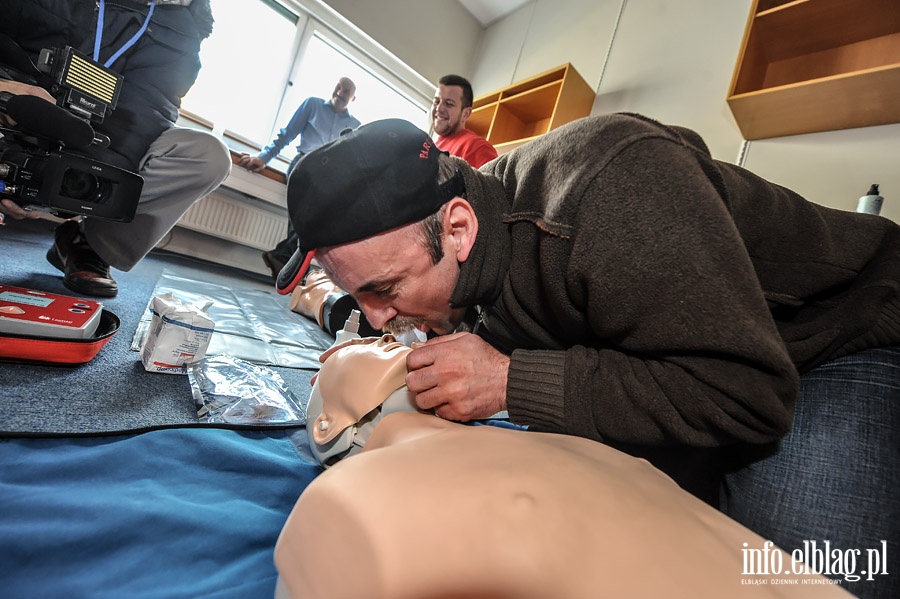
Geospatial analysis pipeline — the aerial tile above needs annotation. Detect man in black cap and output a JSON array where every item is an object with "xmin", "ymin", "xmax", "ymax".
[{"xmin": 283, "ymin": 116, "xmax": 899, "ymax": 598}]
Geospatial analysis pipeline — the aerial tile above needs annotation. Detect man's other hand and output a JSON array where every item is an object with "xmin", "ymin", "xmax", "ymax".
[{"xmin": 406, "ymin": 332, "xmax": 509, "ymax": 421}]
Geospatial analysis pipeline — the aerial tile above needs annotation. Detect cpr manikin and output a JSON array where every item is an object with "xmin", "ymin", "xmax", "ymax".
[
  {"xmin": 305, "ymin": 332, "xmax": 423, "ymax": 467},
  {"xmin": 277, "ymin": 336, "xmax": 851, "ymax": 599}
]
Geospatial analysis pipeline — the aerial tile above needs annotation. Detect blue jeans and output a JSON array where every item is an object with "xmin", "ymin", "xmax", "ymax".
[{"xmin": 721, "ymin": 346, "xmax": 900, "ymax": 599}]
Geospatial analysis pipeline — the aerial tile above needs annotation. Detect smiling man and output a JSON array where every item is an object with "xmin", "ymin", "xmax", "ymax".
[
  {"xmin": 281, "ymin": 116, "xmax": 900, "ymax": 599},
  {"xmin": 431, "ymin": 75, "xmax": 497, "ymax": 168}
]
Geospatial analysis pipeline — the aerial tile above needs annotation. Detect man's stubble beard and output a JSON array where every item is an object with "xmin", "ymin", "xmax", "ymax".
[{"xmin": 383, "ymin": 315, "xmax": 427, "ymax": 335}]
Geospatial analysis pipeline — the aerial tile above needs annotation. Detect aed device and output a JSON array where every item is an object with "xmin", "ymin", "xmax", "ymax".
[{"xmin": 0, "ymin": 284, "xmax": 103, "ymax": 340}]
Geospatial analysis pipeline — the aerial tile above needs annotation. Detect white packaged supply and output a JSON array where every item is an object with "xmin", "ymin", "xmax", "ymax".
[{"xmin": 140, "ymin": 293, "xmax": 215, "ymax": 374}]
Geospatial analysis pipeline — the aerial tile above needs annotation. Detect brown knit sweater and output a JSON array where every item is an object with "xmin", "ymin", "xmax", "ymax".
[{"xmin": 452, "ymin": 113, "xmax": 900, "ymax": 450}]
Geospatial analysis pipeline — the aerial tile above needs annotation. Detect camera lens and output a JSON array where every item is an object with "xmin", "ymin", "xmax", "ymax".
[{"xmin": 60, "ymin": 168, "xmax": 111, "ymax": 203}]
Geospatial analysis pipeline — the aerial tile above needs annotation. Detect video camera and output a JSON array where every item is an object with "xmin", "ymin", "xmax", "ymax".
[{"xmin": 0, "ymin": 43, "xmax": 142, "ymax": 222}]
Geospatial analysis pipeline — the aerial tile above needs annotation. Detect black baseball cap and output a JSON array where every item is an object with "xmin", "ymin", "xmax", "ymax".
[{"xmin": 275, "ymin": 118, "xmax": 465, "ymax": 294}]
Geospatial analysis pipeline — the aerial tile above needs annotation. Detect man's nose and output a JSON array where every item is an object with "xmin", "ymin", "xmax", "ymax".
[{"xmin": 357, "ymin": 300, "xmax": 396, "ymax": 331}]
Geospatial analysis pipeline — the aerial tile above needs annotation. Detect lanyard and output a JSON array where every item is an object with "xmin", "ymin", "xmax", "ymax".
[{"xmin": 94, "ymin": 0, "xmax": 157, "ymax": 68}]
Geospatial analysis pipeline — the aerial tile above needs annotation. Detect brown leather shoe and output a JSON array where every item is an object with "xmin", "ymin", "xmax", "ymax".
[{"xmin": 46, "ymin": 220, "xmax": 119, "ymax": 298}]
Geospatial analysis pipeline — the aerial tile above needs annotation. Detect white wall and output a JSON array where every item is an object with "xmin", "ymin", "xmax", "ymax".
[
  {"xmin": 320, "ymin": 0, "xmax": 484, "ymax": 86},
  {"xmin": 588, "ymin": 0, "xmax": 751, "ymax": 162},
  {"xmin": 470, "ymin": 0, "xmax": 622, "ymax": 95},
  {"xmin": 320, "ymin": 0, "xmax": 900, "ymax": 223},
  {"xmin": 469, "ymin": 0, "xmax": 900, "ymax": 222}
]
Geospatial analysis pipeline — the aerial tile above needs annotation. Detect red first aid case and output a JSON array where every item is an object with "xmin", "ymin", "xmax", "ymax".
[{"xmin": 0, "ymin": 285, "xmax": 119, "ymax": 365}]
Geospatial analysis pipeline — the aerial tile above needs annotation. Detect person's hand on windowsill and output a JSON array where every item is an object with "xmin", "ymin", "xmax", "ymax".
[{"xmin": 235, "ymin": 153, "xmax": 266, "ymax": 173}]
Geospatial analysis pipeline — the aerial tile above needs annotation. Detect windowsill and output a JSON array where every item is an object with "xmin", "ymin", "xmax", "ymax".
[{"xmin": 176, "ymin": 109, "xmax": 289, "ymax": 184}]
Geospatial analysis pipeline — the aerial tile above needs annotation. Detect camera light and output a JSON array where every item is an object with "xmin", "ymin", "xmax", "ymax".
[{"xmin": 60, "ymin": 49, "xmax": 122, "ymax": 108}]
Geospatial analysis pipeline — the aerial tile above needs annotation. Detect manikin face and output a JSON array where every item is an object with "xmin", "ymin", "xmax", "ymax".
[
  {"xmin": 330, "ymin": 78, "xmax": 356, "ymax": 113},
  {"xmin": 431, "ymin": 84, "xmax": 471, "ymax": 137},
  {"xmin": 317, "ymin": 218, "xmax": 468, "ymax": 337}
]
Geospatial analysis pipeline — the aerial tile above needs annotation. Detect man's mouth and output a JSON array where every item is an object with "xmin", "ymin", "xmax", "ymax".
[{"xmin": 384, "ymin": 315, "xmax": 427, "ymax": 335}]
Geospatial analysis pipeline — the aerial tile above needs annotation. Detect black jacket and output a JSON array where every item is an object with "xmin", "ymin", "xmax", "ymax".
[{"xmin": 0, "ymin": 0, "xmax": 213, "ymax": 170}]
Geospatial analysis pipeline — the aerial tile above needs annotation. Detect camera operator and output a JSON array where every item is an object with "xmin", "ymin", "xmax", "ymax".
[{"xmin": 0, "ymin": 0, "xmax": 231, "ymax": 298}]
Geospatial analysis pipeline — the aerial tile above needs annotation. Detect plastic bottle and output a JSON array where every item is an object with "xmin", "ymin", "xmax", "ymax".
[
  {"xmin": 856, "ymin": 184, "xmax": 883, "ymax": 216},
  {"xmin": 332, "ymin": 309, "xmax": 362, "ymax": 347}
]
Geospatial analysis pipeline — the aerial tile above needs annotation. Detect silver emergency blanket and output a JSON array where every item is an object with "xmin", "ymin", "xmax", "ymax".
[{"xmin": 131, "ymin": 270, "xmax": 333, "ymax": 369}]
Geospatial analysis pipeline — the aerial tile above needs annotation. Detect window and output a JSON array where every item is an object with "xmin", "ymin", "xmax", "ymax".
[
  {"xmin": 271, "ymin": 31, "xmax": 430, "ymax": 163},
  {"xmin": 180, "ymin": 0, "xmax": 432, "ymax": 165},
  {"xmin": 180, "ymin": 0, "xmax": 299, "ymax": 145}
]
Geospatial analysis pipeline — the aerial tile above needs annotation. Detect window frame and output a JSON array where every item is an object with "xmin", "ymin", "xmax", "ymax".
[{"xmin": 182, "ymin": 0, "xmax": 435, "ymax": 164}]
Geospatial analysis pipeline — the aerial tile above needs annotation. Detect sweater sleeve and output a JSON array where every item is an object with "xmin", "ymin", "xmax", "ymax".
[{"xmin": 506, "ymin": 135, "xmax": 799, "ymax": 448}]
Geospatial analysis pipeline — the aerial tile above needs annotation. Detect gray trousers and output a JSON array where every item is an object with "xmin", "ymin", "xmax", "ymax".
[{"xmin": 83, "ymin": 127, "xmax": 232, "ymax": 271}]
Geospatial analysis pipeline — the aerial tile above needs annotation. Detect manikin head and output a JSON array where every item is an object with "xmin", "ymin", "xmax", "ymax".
[
  {"xmin": 306, "ymin": 334, "xmax": 424, "ymax": 467},
  {"xmin": 431, "ymin": 74, "xmax": 475, "ymax": 137},
  {"xmin": 280, "ymin": 119, "xmax": 479, "ymax": 336},
  {"xmin": 329, "ymin": 77, "xmax": 356, "ymax": 113}
]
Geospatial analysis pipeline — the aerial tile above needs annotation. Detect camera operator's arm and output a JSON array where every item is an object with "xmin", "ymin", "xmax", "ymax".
[
  {"xmin": 0, "ymin": 80, "xmax": 55, "ymax": 127},
  {"xmin": 0, "ymin": 199, "xmax": 40, "ymax": 220},
  {"xmin": 0, "ymin": 81, "xmax": 55, "ymax": 220}
]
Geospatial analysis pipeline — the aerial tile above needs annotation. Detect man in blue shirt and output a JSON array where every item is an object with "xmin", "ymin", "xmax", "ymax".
[{"xmin": 237, "ymin": 77, "xmax": 359, "ymax": 278}]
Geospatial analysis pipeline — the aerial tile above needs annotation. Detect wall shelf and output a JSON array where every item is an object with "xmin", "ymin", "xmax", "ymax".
[
  {"xmin": 727, "ymin": 0, "xmax": 900, "ymax": 140},
  {"xmin": 468, "ymin": 63, "xmax": 596, "ymax": 154}
]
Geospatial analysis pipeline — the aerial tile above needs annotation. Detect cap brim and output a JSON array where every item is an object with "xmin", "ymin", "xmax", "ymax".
[{"xmin": 275, "ymin": 248, "xmax": 316, "ymax": 295}]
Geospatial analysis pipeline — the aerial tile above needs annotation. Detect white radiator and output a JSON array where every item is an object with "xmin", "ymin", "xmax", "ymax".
[{"xmin": 176, "ymin": 189, "xmax": 288, "ymax": 251}]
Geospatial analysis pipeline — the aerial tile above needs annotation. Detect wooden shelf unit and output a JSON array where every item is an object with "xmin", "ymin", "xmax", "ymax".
[
  {"xmin": 468, "ymin": 63, "xmax": 596, "ymax": 154},
  {"xmin": 727, "ymin": 0, "xmax": 900, "ymax": 140}
]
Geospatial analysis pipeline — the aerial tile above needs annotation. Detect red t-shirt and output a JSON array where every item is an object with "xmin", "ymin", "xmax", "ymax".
[{"xmin": 435, "ymin": 128, "xmax": 498, "ymax": 168}]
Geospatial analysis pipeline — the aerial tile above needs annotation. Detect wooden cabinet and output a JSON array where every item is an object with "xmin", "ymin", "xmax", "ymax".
[
  {"xmin": 727, "ymin": 0, "xmax": 900, "ymax": 140},
  {"xmin": 467, "ymin": 63, "xmax": 596, "ymax": 155}
]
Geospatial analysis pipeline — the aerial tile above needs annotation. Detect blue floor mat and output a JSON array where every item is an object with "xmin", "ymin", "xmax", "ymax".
[{"xmin": 0, "ymin": 427, "xmax": 322, "ymax": 599}]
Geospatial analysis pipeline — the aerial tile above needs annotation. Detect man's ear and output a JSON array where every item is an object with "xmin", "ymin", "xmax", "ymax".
[
  {"xmin": 444, "ymin": 198, "xmax": 477, "ymax": 263},
  {"xmin": 461, "ymin": 106, "xmax": 473, "ymax": 123}
]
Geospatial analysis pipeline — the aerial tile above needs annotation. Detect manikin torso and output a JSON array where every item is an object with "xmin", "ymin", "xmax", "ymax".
[{"xmin": 278, "ymin": 336, "xmax": 851, "ymax": 599}]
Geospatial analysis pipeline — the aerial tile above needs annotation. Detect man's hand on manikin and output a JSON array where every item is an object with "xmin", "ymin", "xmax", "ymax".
[{"xmin": 405, "ymin": 331, "xmax": 509, "ymax": 421}]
